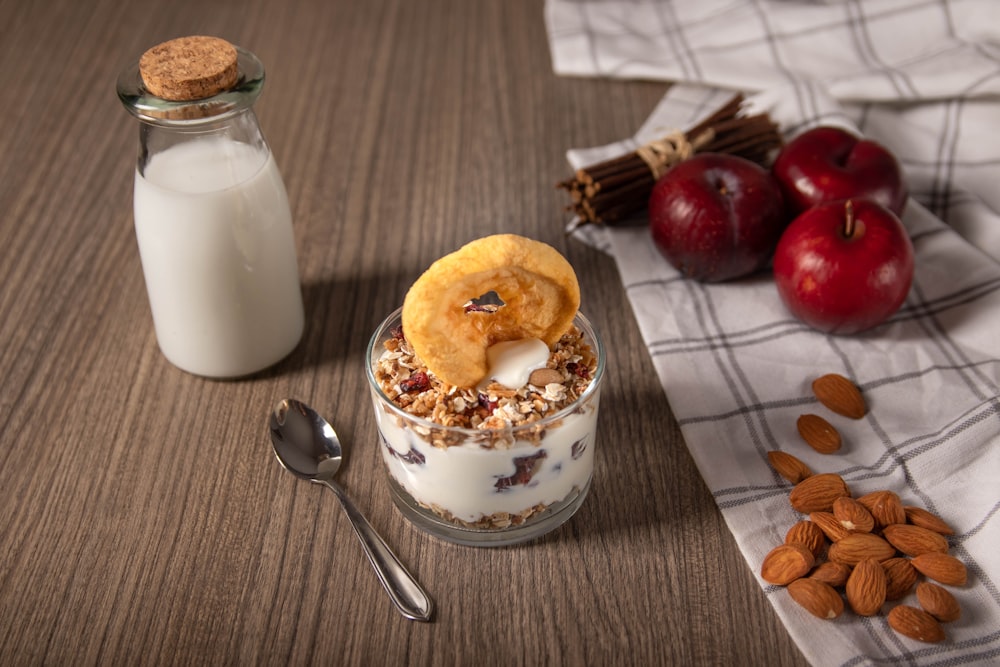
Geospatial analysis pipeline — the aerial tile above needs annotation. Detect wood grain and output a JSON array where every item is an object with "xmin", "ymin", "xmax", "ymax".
[{"xmin": 0, "ymin": 0, "xmax": 807, "ymax": 664}]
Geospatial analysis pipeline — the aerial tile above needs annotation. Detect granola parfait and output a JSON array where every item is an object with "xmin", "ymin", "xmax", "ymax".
[{"xmin": 365, "ymin": 234, "xmax": 606, "ymax": 546}]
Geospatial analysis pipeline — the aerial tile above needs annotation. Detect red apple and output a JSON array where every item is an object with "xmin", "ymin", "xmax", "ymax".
[
  {"xmin": 773, "ymin": 199, "xmax": 914, "ymax": 334},
  {"xmin": 649, "ymin": 153, "xmax": 787, "ymax": 282},
  {"xmin": 772, "ymin": 126, "xmax": 907, "ymax": 216}
]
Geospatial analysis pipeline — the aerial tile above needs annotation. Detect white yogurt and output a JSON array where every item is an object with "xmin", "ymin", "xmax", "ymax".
[
  {"xmin": 133, "ymin": 137, "xmax": 304, "ymax": 377},
  {"xmin": 478, "ymin": 337, "xmax": 550, "ymax": 390},
  {"xmin": 375, "ymin": 397, "xmax": 600, "ymax": 525}
]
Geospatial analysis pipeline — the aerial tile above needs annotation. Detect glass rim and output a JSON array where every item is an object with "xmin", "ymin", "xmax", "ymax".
[{"xmin": 364, "ymin": 307, "xmax": 606, "ymax": 437}]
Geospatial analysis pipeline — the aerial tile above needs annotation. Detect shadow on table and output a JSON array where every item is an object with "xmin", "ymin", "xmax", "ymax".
[{"xmin": 259, "ymin": 269, "xmax": 413, "ymax": 378}]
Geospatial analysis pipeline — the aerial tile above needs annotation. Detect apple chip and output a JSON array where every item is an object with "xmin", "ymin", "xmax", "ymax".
[{"xmin": 401, "ymin": 234, "xmax": 580, "ymax": 388}]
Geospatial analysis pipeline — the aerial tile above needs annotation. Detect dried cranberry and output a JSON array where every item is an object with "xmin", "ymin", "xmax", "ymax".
[
  {"xmin": 390, "ymin": 325, "xmax": 406, "ymax": 341},
  {"xmin": 495, "ymin": 450, "xmax": 547, "ymax": 491},
  {"xmin": 391, "ymin": 445, "xmax": 426, "ymax": 465},
  {"xmin": 477, "ymin": 393, "xmax": 499, "ymax": 413},
  {"xmin": 566, "ymin": 362, "xmax": 590, "ymax": 379},
  {"xmin": 400, "ymin": 371, "xmax": 429, "ymax": 393}
]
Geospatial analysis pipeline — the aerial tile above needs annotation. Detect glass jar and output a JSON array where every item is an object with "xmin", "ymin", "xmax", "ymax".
[
  {"xmin": 116, "ymin": 40, "xmax": 304, "ymax": 378},
  {"xmin": 365, "ymin": 308, "xmax": 607, "ymax": 547}
]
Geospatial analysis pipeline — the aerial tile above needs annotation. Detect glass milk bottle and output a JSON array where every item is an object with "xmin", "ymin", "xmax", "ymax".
[{"xmin": 116, "ymin": 36, "xmax": 304, "ymax": 378}]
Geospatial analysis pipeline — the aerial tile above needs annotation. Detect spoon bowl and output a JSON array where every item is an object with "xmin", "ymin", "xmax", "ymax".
[
  {"xmin": 270, "ymin": 398, "xmax": 433, "ymax": 622},
  {"xmin": 270, "ymin": 399, "xmax": 341, "ymax": 480}
]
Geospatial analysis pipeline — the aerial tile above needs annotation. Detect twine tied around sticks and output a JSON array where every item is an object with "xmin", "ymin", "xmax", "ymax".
[
  {"xmin": 635, "ymin": 128, "xmax": 717, "ymax": 180},
  {"xmin": 558, "ymin": 94, "xmax": 782, "ymax": 227}
]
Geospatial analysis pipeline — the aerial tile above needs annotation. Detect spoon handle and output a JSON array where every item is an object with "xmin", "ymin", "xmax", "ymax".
[{"xmin": 323, "ymin": 480, "xmax": 434, "ymax": 622}]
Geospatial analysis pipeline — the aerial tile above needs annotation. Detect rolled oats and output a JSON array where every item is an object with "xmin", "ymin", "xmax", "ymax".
[{"xmin": 373, "ymin": 325, "xmax": 597, "ymax": 450}]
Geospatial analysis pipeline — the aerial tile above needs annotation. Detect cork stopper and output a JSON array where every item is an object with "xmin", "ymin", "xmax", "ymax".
[{"xmin": 139, "ymin": 36, "xmax": 239, "ymax": 101}]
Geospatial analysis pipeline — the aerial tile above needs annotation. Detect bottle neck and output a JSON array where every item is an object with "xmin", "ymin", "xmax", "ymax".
[{"xmin": 137, "ymin": 108, "xmax": 269, "ymax": 179}]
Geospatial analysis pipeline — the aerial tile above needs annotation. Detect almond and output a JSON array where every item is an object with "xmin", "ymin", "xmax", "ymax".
[
  {"xmin": 916, "ymin": 582, "xmax": 961, "ymax": 623},
  {"xmin": 856, "ymin": 490, "xmax": 907, "ymax": 528},
  {"xmin": 882, "ymin": 524, "xmax": 949, "ymax": 557},
  {"xmin": 888, "ymin": 605, "xmax": 945, "ymax": 643},
  {"xmin": 789, "ymin": 473, "xmax": 850, "ymax": 513},
  {"xmin": 761, "ymin": 544, "xmax": 815, "ymax": 585},
  {"xmin": 846, "ymin": 558, "xmax": 887, "ymax": 616},
  {"xmin": 809, "ymin": 511, "xmax": 850, "ymax": 542},
  {"xmin": 882, "ymin": 557, "xmax": 918, "ymax": 601},
  {"xmin": 827, "ymin": 532, "xmax": 896, "ymax": 566},
  {"xmin": 809, "ymin": 561, "xmax": 851, "ymax": 588},
  {"xmin": 812, "ymin": 373, "xmax": 866, "ymax": 419},
  {"xmin": 528, "ymin": 367, "xmax": 563, "ymax": 386},
  {"xmin": 832, "ymin": 496, "xmax": 874, "ymax": 533},
  {"xmin": 788, "ymin": 578, "xmax": 844, "ymax": 619},
  {"xmin": 904, "ymin": 506, "xmax": 954, "ymax": 535},
  {"xmin": 767, "ymin": 450, "xmax": 813, "ymax": 484},
  {"xmin": 796, "ymin": 414, "xmax": 842, "ymax": 454},
  {"xmin": 911, "ymin": 552, "xmax": 967, "ymax": 586},
  {"xmin": 785, "ymin": 520, "xmax": 826, "ymax": 558}
]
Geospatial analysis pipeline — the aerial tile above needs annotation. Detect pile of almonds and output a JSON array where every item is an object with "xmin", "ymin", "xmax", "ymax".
[{"xmin": 762, "ymin": 374, "xmax": 966, "ymax": 643}]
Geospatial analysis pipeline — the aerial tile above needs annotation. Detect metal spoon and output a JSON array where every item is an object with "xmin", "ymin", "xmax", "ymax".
[{"xmin": 269, "ymin": 398, "xmax": 433, "ymax": 622}]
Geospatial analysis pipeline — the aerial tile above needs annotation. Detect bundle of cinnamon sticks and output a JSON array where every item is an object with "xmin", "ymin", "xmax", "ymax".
[{"xmin": 558, "ymin": 94, "xmax": 782, "ymax": 229}]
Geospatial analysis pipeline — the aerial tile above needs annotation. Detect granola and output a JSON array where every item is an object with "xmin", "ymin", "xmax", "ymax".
[
  {"xmin": 429, "ymin": 501, "xmax": 550, "ymax": 530},
  {"xmin": 373, "ymin": 325, "xmax": 597, "ymax": 449}
]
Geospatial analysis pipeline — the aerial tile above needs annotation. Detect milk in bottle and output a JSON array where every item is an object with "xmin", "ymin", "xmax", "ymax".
[{"xmin": 118, "ymin": 36, "xmax": 304, "ymax": 377}]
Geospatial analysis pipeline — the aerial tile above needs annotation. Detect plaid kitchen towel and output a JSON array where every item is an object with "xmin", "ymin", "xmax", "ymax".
[
  {"xmin": 545, "ymin": 0, "xmax": 1000, "ymax": 102},
  {"xmin": 548, "ymin": 1, "xmax": 1000, "ymax": 665}
]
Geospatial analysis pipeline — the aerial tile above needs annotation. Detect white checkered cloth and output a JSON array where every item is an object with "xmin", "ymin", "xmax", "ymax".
[{"xmin": 547, "ymin": 2, "xmax": 1000, "ymax": 665}]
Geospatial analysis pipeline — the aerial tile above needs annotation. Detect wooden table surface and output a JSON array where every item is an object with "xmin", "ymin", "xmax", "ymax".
[{"xmin": 0, "ymin": 0, "xmax": 808, "ymax": 664}]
